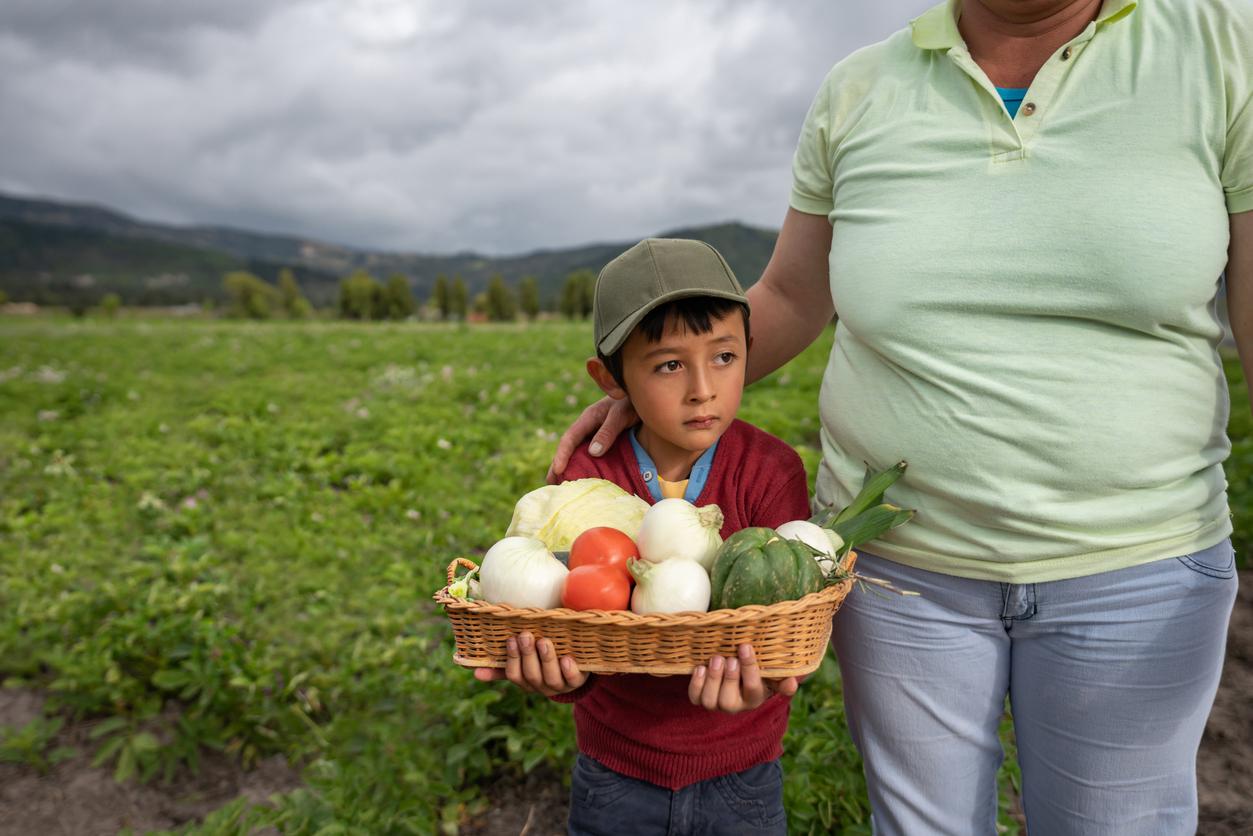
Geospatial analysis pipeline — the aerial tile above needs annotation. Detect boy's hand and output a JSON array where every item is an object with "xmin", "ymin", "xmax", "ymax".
[
  {"xmin": 688, "ymin": 644, "xmax": 800, "ymax": 714},
  {"xmin": 472, "ymin": 631, "xmax": 589, "ymax": 696},
  {"xmin": 547, "ymin": 396, "xmax": 638, "ymax": 484}
]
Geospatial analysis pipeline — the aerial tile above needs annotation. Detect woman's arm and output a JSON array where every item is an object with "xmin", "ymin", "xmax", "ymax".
[
  {"xmin": 547, "ymin": 209, "xmax": 834, "ymax": 481},
  {"xmin": 1229, "ymin": 211, "xmax": 1253, "ymax": 411},
  {"xmin": 745, "ymin": 208, "xmax": 836, "ymax": 384}
]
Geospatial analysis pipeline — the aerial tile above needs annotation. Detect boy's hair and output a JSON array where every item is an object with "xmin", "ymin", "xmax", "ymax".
[{"xmin": 597, "ymin": 295, "xmax": 751, "ymax": 390}]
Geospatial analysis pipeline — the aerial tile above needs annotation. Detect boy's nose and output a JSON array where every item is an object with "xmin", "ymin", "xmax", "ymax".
[{"xmin": 687, "ymin": 370, "xmax": 715, "ymax": 402}]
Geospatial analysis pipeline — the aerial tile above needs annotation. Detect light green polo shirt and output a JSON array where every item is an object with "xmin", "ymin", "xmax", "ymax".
[{"xmin": 791, "ymin": 0, "xmax": 1253, "ymax": 582}]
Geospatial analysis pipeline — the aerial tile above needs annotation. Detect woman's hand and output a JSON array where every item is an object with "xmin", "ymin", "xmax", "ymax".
[
  {"xmin": 546, "ymin": 395, "xmax": 638, "ymax": 484},
  {"xmin": 688, "ymin": 644, "xmax": 800, "ymax": 714},
  {"xmin": 472, "ymin": 631, "xmax": 588, "ymax": 696}
]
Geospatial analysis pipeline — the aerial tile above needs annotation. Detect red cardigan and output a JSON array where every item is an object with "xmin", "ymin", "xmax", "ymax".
[{"xmin": 556, "ymin": 418, "xmax": 811, "ymax": 789}]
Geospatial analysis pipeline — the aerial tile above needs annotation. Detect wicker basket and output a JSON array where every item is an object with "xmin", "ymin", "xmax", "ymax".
[{"xmin": 433, "ymin": 551, "xmax": 857, "ymax": 677}]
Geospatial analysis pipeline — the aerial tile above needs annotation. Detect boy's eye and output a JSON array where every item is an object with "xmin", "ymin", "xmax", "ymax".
[
  {"xmin": 714, "ymin": 352, "xmax": 737, "ymax": 366},
  {"xmin": 655, "ymin": 360, "xmax": 682, "ymax": 373}
]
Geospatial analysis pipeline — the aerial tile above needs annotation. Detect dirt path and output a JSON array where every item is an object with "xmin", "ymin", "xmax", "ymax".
[
  {"xmin": 1197, "ymin": 570, "xmax": 1253, "ymax": 835},
  {"xmin": 0, "ymin": 691, "xmax": 300, "ymax": 836},
  {"xmin": 2, "ymin": 571, "xmax": 1248, "ymax": 835}
]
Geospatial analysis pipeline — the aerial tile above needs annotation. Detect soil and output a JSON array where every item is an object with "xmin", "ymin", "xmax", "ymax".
[
  {"xmin": 2, "ymin": 571, "xmax": 1248, "ymax": 835},
  {"xmin": 0, "ymin": 692, "xmax": 301, "ymax": 836},
  {"xmin": 1197, "ymin": 570, "xmax": 1253, "ymax": 836},
  {"xmin": 459, "ymin": 767, "xmax": 570, "ymax": 836}
]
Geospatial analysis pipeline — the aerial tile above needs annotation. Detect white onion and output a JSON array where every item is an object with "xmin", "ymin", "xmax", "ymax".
[
  {"xmin": 775, "ymin": 519, "xmax": 844, "ymax": 575},
  {"xmin": 628, "ymin": 558, "xmax": 710, "ymax": 614},
  {"xmin": 478, "ymin": 536, "xmax": 568, "ymax": 608},
  {"xmin": 636, "ymin": 498, "xmax": 723, "ymax": 571}
]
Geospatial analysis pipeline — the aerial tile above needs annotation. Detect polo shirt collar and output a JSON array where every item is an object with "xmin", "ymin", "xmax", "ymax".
[
  {"xmin": 910, "ymin": 0, "xmax": 1138, "ymax": 51},
  {"xmin": 910, "ymin": 0, "xmax": 962, "ymax": 50},
  {"xmin": 628, "ymin": 426, "xmax": 718, "ymax": 504}
]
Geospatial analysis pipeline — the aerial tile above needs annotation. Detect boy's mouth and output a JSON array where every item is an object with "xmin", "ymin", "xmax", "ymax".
[{"xmin": 685, "ymin": 416, "xmax": 717, "ymax": 429}]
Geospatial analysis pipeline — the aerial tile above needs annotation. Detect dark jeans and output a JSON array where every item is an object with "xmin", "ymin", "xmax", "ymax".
[{"xmin": 567, "ymin": 754, "xmax": 787, "ymax": 836}]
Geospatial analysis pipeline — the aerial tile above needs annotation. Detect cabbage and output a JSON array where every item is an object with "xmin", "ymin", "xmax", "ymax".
[{"xmin": 505, "ymin": 478, "xmax": 650, "ymax": 551}]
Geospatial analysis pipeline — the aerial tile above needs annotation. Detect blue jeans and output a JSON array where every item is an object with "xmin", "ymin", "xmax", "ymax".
[
  {"xmin": 567, "ymin": 754, "xmax": 787, "ymax": 835},
  {"xmin": 832, "ymin": 540, "xmax": 1239, "ymax": 835}
]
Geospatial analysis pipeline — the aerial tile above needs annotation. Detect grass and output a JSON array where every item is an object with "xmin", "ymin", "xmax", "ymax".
[{"xmin": 1, "ymin": 317, "xmax": 1247, "ymax": 834}]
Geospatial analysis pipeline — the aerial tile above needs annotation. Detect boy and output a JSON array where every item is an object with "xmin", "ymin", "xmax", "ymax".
[{"xmin": 476, "ymin": 238, "xmax": 812, "ymax": 835}]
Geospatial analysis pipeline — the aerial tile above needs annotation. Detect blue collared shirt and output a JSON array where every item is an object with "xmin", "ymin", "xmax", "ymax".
[{"xmin": 628, "ymin": 427, "xmax": 719, "ymax": 504}]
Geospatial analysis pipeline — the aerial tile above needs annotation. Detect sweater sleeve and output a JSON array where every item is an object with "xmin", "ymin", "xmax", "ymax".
[
  {"xmin": 549, "ymin": 675, "xmax": 598, "ymax": 704},
  {"xmin": 753, "ymin": 469, "xmax": 812, "ymax": 529},
  {"xmin": 562, "ymin": 439, "xmax": 629, "ymax": 485},
  {"xmin": 562, "ymin": 446, "xmax": 599, "ymax": 481}
]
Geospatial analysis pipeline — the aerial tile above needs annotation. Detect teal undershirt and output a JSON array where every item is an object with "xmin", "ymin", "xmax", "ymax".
[{"xmin": 995, "ymin": 86, "xmax": 1030, "ymax": 118}]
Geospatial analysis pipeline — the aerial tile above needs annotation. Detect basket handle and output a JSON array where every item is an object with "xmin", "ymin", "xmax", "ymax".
[{"xmin": 446, "ymin": 557, "xmax": 480, "ymax": 585}]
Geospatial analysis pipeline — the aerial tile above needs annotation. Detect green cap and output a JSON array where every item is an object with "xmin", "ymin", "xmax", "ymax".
[{"xmin": 593, "ymin": 238, "xmax": 748, "ymax": 356}]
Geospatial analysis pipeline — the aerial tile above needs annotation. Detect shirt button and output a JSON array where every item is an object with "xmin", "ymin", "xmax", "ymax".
[
  {"xmin": 1022, "ymin": 102, "xmax": 1037, "ymax": 116},
  {"xmin": 643, "ymin": 471, "xmax": 654, "ymax": 481},
  {"xmin": 1062, "ymin": 47, "xmax": 1073, "ymax": 60}
]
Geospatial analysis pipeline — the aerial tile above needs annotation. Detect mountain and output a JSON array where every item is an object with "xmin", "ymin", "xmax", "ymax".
[{"xmin": 0, "ymin": 193, "xmax": 778, "ymax": 309}]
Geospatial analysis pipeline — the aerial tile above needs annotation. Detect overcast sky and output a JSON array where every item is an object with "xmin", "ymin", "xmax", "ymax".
[{"xmin": 0, "ymin": 1, "xmax": 933, "ymax": 256}]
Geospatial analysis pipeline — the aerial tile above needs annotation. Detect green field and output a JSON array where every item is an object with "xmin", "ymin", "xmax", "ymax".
[{"xmin": 1, "ymin": 318, "xmax": 1249, "ymax": 834}]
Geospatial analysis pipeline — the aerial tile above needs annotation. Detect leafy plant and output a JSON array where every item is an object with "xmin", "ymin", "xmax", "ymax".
[
  {"xmin": 0, "ymin": 319, "xmax": 1245, "ymax": 834},
  {"xmin": 90, "ymin": 717, "xmax": 162, "ymax": 783},
  {"xmin": 0, "ymin": 715, "xmax": 76, "ymax": 774}
]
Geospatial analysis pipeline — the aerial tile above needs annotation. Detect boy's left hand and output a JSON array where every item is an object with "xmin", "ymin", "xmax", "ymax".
[
  {"xmin": 688, "ymin": 644, "xmax": 800, "ymax": 713},
  {"xmin": 472, "ymin": 632, "xmax": 589, "ymax": 696}
]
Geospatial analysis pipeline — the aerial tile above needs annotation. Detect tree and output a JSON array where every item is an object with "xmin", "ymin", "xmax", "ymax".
[
  {"xmin": 431, "ymin": 274, "xmax": 451, "ymax": 320},
  {"xmin": 561, "ymin": 270, "xmax": 596, "ymax": 320},
  {"xmin": 559, "ymin": 275, "xmax": 578, "ymax": 319},
  {"xmin": 278, "ymin": 268, "xmax": 312, "ymax": 318},
  {"xmin": 485, "ymin": 274, "xmax": 517, "ymax": 322},
  {"xmin": 338, "ymin": 270, "xmax": 386, "ymax": 320},
  {"xmin": 224, "ymin": 271, "xmax": 281, "ymax": 319},
  {"xmin": 0, "ymin": 290, "xmax": 8, "ymax": 306},
  {"xmin": 98, "ymin": 292, "xmax": 121, "ymax": 319},
  {"xmin": 370, "ymin": 281, "xmax": 389, "ymax": 320},
  {"xmin": 577, "ymin": 270, "xmax": 595, "ymax": 318},
  {"xmin": 518, "ymin": 275, "xmax": 539, "ymax": 320},
  {"xmin": 450, "ymin": 276, "xmax": 468, "ymax": 320},
  {"xmin": 385, "ymin": 274, "xmax": 416, "ymax": 320}
]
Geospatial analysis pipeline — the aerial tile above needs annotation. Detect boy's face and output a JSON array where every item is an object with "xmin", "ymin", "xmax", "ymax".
[{"xmin": 607, "ymin": 309, "xmax": 747, "ymax": 460}]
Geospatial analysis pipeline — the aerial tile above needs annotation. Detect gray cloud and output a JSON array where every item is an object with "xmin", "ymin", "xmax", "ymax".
[
  {"xmin": 0, "ymin": 0, "xmax": 933, "ymax": 254},
  {"xmin": 0, "ymin": 0, "xmax": 278, "ymax": 70}
]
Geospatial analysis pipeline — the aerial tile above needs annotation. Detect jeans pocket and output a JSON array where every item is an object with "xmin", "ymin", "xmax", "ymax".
[
  {"xmin": 708, "ymin": 761, "xmax": 787, "ymax": 831},
  {"xmin": 571, "ymin": 755, "xmax": 631, "ymax": 808},
  {"xmin": 1174, "ymin": 540, "xmax": 1236, "ymax": 580}
]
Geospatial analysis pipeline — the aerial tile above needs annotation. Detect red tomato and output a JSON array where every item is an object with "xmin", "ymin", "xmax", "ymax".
[
  {"xmin": 561, "ymin": 565, "xmax": 632, "ymax": 611},
  {"xmin": 569, "ymin": 527, "xmax": 639, "ymax": 580}
]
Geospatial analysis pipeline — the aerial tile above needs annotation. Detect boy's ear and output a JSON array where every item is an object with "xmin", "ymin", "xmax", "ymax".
[{"xmin": 586, "ymin": 357, "xmax": 627, "ymax": 399}]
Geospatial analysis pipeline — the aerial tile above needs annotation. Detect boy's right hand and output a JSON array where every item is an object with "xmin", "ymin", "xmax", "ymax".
[
  {"xmin": 473, "ymin": 631, "xmax": 589, "ymax": 696},
  {"xmin": 688, "ymin": 644, "xmax": 800, "ymax": 713},
  {"xmin": 546, "ymin": 395, "xmax": 638, "ymax": 484}
]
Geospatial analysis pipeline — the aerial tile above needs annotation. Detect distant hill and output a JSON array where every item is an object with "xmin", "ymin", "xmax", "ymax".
[{"xmin": 0, "ymin": 193, "xmax": 778, "ymax": 309}]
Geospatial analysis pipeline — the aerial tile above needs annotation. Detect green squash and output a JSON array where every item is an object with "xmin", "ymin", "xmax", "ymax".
[{"xmin": 710, "ymin": 527, "xmax": 826, "ymax": 609}]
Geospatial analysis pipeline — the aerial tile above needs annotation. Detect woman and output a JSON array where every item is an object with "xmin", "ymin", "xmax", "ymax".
[{"xmin": 550, "ymin": 0, "xmax": 1252, "ymax": 833}]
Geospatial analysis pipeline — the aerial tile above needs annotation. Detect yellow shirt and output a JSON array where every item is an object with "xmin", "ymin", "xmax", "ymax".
[
  {"xmin": 659, "ymin": 477, "xmax": 690, "ymax": 500},
  {"xmin": 791, "ymin": 0, "xmax": 1251, "ymax": 581}
]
